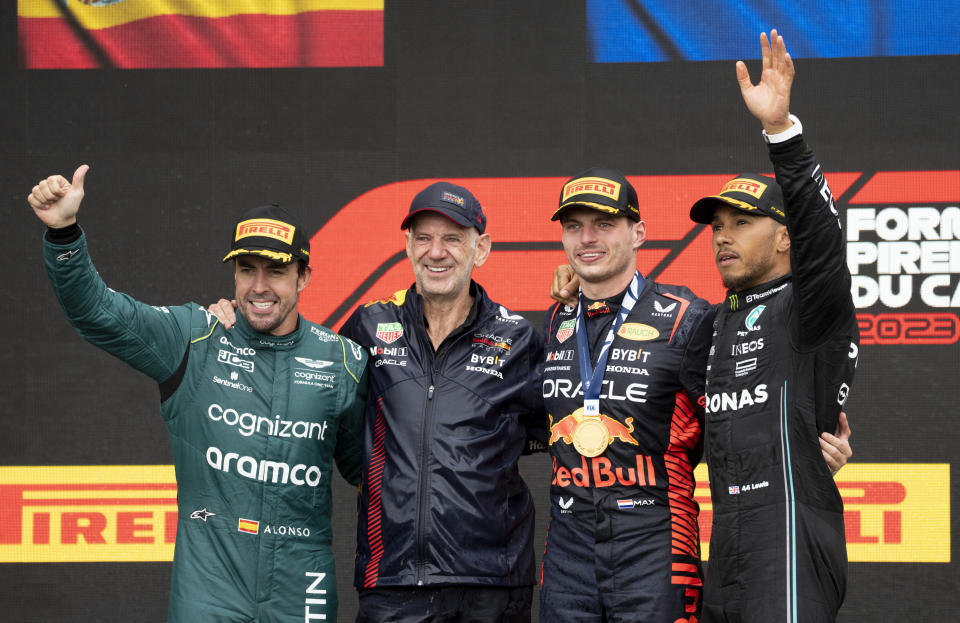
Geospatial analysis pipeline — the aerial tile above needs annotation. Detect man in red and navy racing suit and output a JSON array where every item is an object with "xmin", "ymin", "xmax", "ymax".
[
  {"xmin": 690, "ymin": 32, "xmax": 859, "ymax": 623},
  {"xmin": 540, "ymin": 167, "xmax": 714, "ymax": 622},
  {"xmin": 30, "ymin": 170, "xmax": 367, "ymax": 623}
]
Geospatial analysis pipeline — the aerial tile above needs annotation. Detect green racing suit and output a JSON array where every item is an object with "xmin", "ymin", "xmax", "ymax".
[{"xmin": 43, "ymin": 226, "xmax": 367, "ymax": 622}]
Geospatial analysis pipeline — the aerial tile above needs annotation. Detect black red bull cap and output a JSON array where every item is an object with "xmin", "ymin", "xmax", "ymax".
[
  {"xmin": 689, "ymin": 173, "xmax": 786, "ymax": 225},
  {"xmin": 553, "ymin": 167, "xmax": 641, "ymax": 222},
  {"xmin": 400, "ymin": 181, "xmax": 487, "ymax": 234},
  {"xmin": 222, "ymin": 203, "xmax": 310, "ymax": 265}
]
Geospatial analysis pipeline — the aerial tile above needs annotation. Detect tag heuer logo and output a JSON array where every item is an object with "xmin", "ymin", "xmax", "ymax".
[
  {"xmin": 556, "ymin": 319, "xmax": 575, "ymax": 343},
  {"xmin": 376, "ymin": 322, "xmax": 404, "ymax": 344}
]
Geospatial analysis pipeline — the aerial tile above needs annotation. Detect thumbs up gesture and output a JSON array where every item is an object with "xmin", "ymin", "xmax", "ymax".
[{"xmin": 28, "ymin": 164, "xmax": 90, "ymax": 229}]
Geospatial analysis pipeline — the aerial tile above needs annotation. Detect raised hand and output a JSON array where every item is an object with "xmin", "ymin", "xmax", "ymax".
[
  {"xmin": 28, "ymin": 165, "xmax": 89, "ymax": 229},
  {"xmin": 736, "ymin": 30, "xmax": 795, "ymax": 134}
]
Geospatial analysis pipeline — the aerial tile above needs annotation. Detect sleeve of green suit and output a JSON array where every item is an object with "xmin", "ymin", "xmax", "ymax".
[
  {"xmin": 332, "ymin": 334, "xmax": 368, "ymax": 487},
  {"xmin": 42, "ymin": 226, "xmax": 194, "ymax": 386}
]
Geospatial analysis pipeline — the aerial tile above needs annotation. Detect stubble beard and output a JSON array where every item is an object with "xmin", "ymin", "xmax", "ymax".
[{"xmin": 240, "ymin": 295, "xmax": 297, "ymax": 335}]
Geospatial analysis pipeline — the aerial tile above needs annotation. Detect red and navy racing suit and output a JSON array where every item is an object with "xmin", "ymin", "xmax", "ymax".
[
  {"xmin": 701, "ymin": 136, "xmax": 859, "ymax": 622},
  {"xmin": 340, "ymin": 282, "xmax": 545, "ymax": 619},
  {"xmin": 540, "ymin": 280, "xmax": 713, "ymax": 622}
]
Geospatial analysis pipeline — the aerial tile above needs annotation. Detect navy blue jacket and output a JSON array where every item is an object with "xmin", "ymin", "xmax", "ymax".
[{"xmin": 340, "ymin": 282, "xmax": 545, "ymax": 588}]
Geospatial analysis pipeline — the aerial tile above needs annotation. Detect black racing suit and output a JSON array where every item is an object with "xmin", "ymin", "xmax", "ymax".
[
  {"xmin": 701, "ymin": 136, "xmax": 859, "ymax": 622},
  {"xmin": 339, "ymin": 282, "xmax": 545, "ymax": 621},
  {"xmin": 540, "ymin": 279, "xmax": 714, "ymax": 622}
]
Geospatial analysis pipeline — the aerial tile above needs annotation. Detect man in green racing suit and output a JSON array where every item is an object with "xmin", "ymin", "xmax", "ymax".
[{"xmin": 29, "ymin": 165, "xmax": 367, "ymax": 623}]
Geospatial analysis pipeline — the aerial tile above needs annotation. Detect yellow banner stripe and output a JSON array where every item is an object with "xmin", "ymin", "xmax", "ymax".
[
  {"xmin": 0, "ymin": 465, "xmax": 174, "ymax": 484},
  {"xmin": 24, "ymin": 489, "xmax": 175, "ymax": 500},
  {"xmin": 19, "ymin": 1, "xmax": 383, "ymax": 28},
  {"xmin": 0, "ymin": 464, "xmax": 949, "ymax": 563}
]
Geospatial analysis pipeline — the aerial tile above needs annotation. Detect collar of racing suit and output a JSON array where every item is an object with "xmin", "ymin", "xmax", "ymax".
[
  {"xmin": 724, "ymin": 272, "xmax": 792, "ymax": 311},
  {"xmin": 230, "ymin": 309, "xmax": 305, "ymax": 350}
]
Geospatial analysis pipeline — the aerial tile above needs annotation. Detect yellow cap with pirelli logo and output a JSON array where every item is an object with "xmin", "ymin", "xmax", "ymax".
[
  {"xmin": 222, "ymin": 203, "xmax": 310, "ymax": 264},
  {"xmin": 553, "ymin": 167, "xmax": 641, "ymax": 222}
]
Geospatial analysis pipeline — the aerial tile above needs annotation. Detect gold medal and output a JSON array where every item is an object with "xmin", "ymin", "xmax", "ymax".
[{"xmin": 572, "ymin": 416, "xmax": 610, "ymax": 457}]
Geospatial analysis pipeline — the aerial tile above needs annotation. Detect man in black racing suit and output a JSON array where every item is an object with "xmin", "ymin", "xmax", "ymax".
[
  {"xmin": 540, "ymin": 167, "xmax": 714, "ymax": 622},
  {"xmin": 689, "ymin": 31, "xmax": 859, "ymax": 623}
]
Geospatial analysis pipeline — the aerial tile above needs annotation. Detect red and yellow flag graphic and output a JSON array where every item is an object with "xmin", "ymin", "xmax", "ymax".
[{"xmin": 18, "ymin": 0, "xmax": 383, "ymax": 68}]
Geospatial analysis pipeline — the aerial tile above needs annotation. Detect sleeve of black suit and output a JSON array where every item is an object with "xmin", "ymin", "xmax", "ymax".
[{"xmin": 769, "ymin": 135, "xmax": 856, "ymax": 349}]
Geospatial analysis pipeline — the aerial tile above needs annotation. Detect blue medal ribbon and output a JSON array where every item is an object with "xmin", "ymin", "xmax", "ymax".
[{"xmin": 576, "ymin": 271, "xmax": 644, "ymax": 415}]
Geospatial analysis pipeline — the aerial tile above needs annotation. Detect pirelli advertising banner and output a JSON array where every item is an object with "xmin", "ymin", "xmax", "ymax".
[
  {"xmin": 0, "ymin": 464, "xmax": 949, "ymax": 564},
  {"xmin": 4, "ymin": 1, "xmax": 959, "ymax": 621}
]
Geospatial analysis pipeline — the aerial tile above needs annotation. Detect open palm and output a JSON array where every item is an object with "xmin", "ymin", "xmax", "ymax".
[{"xmin": 737, "ymin": 30, "xmax": 794, "ymax": 133}]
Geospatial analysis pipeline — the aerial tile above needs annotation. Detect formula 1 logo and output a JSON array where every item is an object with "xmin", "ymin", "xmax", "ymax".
[
  {"xmin": 298, "ymin": 172, "xmax": 959, "ymax": 347},
  {"xmin": 298, "ymin": 175, "xmax": 742, "ymax": 330}
]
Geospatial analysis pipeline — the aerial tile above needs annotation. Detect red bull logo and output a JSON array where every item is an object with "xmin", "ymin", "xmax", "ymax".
[
  {"xmin": 364, "ymin": 289, "xmax": 407, "ymax": 309},
  {"xmin": 551, "ymin": 455, "xmax": 658, "ymax": 489},
  {"xmin": 586, "ymin": 301, "xmax": 610, "ymax": 317},
  {"xmin": 549, "ymin": 411, "xmax": 639, "ymax": 447}
]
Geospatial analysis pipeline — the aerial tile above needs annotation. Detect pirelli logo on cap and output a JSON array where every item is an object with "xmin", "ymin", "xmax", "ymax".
[
  {"xmin": 694, "ymin": 463, "xmax": 951, "ymax": 563},
  {"xmin": 720, "ymin": 178, "xmax": 767, "ymax": 199},
  {"xmin": 235, "ymin": 218, "xmax": 295, "ymax": 244},
  {"xmin": 562, "ymin": 177, "xmax": 621, "ymax": 202}
]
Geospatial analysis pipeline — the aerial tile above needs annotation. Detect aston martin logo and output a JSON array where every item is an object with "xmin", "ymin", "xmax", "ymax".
[{"xmin": 294, "ymin": 357, "xmax": 334, "ymax": 369}]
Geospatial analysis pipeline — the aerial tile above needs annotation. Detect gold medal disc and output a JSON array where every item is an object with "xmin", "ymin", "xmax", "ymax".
[{"xmin": 572, "ymin": 418, "xmax": 610, "ymax": 457}]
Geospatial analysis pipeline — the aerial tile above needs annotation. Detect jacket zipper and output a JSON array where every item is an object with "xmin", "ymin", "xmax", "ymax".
[
  {"xmin": 415, "ymin": 371, "xmax": 435, "ymax": 585},
  {"xmin": 414, "ymin": 329, "xmax": 465, "ymax": 585}
]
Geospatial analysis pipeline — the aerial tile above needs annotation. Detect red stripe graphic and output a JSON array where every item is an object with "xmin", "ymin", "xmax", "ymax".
[
  {"xmin": 666, "ymin": 391, "xmax": 701, "ymax": 558},
  {"xmin": 19, "ymin": 11, "xmax": 383, "ymax": 68},
  {"xmin": 849, "ymin": 171, "xmax": 960, "ymax": 204},
  {"xmin": 661, "ymin": 292, "xmax": 691, "ymax": 344},
  {"xmin": 362, "ymin": 397, "xmax": 388, "ymax": 587}
]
